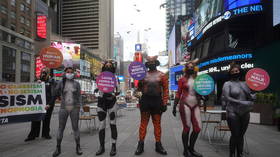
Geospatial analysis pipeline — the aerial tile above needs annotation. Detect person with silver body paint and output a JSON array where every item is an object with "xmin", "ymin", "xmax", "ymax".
[{"xmin": 53, "ymin": 67, "xmax": 83, "ymax": 157}]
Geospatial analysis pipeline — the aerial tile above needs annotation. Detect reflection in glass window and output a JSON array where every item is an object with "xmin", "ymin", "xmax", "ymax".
[
  {"xmin": 21, "ymin": 52, "xmax": 31, "ymax": 82},
  {"xmin": 11, "ymin": 11, "xmax": 16, "ymax": 19},
  {"xmin": 11, "ymin": 0, "xmax": 16, "ymax": 6},
  {"xmin": 1, "ymin": 5, "xmax": 8, "ymax": 14},
  {"xmin": 2, "ymin": 46, "xmax": 16, "ymax": 82},
  {"xmin": 20, "ymin": 16, "xmax": 25, "ymax": 23}
]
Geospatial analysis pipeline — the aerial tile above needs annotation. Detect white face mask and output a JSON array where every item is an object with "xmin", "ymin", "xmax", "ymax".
[{"xmin": 65, "ymin": 73, "xmax": 74, "ymax": 80}]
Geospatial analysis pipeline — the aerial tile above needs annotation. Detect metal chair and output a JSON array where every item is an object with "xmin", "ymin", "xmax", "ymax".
[{"xmin": 79, "ymin": 105, "xmax": 97, "ymax": 133}]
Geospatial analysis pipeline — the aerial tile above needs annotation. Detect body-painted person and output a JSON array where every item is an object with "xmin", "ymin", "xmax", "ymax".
[
  {"xmin": 222, "ymin": 63, "xmax": 255, "ymax": 157},
  {"xmin": 95, "ymin": 60, "xmax": 120, "ymax": 156},
  {"xmin": 172, "ymin": 59, "xmax": 203, "ymax": 157},
  {"xmin": 135, "ymin": 56, "xmax": 169, "ymax": 155},
  {"xmin": 53, "ymin": 67, "xmax": 83, "ymax": 157}
]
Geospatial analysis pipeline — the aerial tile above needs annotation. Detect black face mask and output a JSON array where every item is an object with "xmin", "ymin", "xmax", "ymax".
[
  {"xmin": 230, "ymin": 73, "xmax": 240, "ymax": 79},
  {"xmin": 186, "ymin": 69, "xmax": 195, "ymax": 75},
  {"xmin": 103, "ymin": 67, "xmax": 115, "ymax": 73},
  {"xmin": 40, "ymin": 72, "xmax": 48, "ymax": 81},
  {"xmin": 147, "ymin": 64, "xmax": 157, "ymax": 71}
]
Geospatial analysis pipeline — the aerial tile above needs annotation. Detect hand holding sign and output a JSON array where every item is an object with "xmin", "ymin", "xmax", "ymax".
[
  {"xmin": 96, "ymin": 72, "xmax": 117, "ymax": 93},
  {"xmin": 128, "ymin": 62, "xmax": 147, "ymax": 80},
  {"xmin": 246, "ymin": 68, "xmax": 270, "ymax": 91},
  {"xmin": 194, "ymin": 74, "xmax": 215, "ymax": 96}
]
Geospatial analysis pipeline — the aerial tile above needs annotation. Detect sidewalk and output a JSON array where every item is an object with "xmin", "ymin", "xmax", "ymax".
[{"xmin": 0, "ymin": 106, "xmax": 279, "ymax": 157}]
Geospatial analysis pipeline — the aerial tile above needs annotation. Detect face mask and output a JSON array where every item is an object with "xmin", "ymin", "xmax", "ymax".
[
  {"xmin": 103, "ymin": 67, "xmax": 115, "ymax": 73},
  {"xmin": 186, "ymin": 69, "xmax": 195, "ymax": 75},
  {"xmin": 230, "ymin": 73, "xmax": 240, "ymax": 79},
  {"xmin": 65, "ymin": 73, "xmax": 74, "ymax": 80},
  {"xmin": 147, "ymin": 64, "xmax": 157, "ymax": 71}
]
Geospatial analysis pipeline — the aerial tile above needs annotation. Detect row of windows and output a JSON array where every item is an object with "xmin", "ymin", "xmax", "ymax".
[
  {"xmin": 0, "ymin": 30, "xmax": 33, "ymax": 50},
  {"xmin": 1, "ymin": 46, "xmax": 31, "ymax": 82}
]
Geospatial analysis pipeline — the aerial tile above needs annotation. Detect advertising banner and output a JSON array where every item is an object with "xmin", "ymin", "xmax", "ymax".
[
  {"xmin": 169, "ymin": 65, "xmax": 184, "ymax": 91},
  {"xmin": 80, "ymin": 60, "xmax": 91, "ymax": 77},
  {"xmin": 37, "ymin": 15, "xmax": 47, "ymax": 39},
  {"xmin": 0, "ymin": 83, "xmax": 46, "ymax": 125},
  {"xmin": 35, "ymin": 56, "xmax": 46, "ymax": 79},
  {"xmin": 51, "ymin": 42, "xmax": 81, "ymax": 70}
]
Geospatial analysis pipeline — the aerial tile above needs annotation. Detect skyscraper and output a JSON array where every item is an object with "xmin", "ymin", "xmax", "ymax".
[
  {"xmin": 61, "ymin": 0, "xmax": 114, "ymax": 59},
  {"xmin": 166, "ymin": 0, "xmax": 195, "ymax": 44}
]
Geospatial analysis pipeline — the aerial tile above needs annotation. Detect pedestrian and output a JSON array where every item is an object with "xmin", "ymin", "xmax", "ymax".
[
  {"xmin": 25, "ymin": 68, "xmax": 56, "ymax": 141},
  {"xmin": 95, "ymin": 60, "xmax": 120, "ymax": 156},
  {"xmin": 222, "ymin": 63, "xmax": 255, "ymax": 157},
  {"xmin": 172, "ymin": 59, "xmax": 203, "ymax": 157},
  {"xmin": 52, "ymin": 67, "xmax": 83, "ymax": 157},
  {"xmin": 134, "ymin": 56, "xmax": 169, "ymax": 155}
]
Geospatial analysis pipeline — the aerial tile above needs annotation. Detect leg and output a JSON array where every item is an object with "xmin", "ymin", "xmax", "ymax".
[
  {"xmin": 135, "ymin": 111, "xmax": 150, "ymax": 155},
  {"xmin": 53, "ymin": 109, "xmax": 69, "ymax": 157},
  {"xmin": 227, "ymin": 112, "xmax": 241, "ymax": 157},
  {"xmin": 179, "ymin": 104, "xmax": 192, "ymax": 157},
  {"xmin": 189, "ymin": 106, "xmax": 203, "ymax": 157},
  {"xmin": 96, "ymin": 103, "xmax": 107, "ymax": 156},
  {"xmin": 237, "ymin": 113, "xmax": 250, "ymax": 157},
  {"xmin": 70, "ymin": 107, "xmax": 82, "ymax": 155},
  {"xmin": 42, "ymin": 105, "xmax": 54, "ymax": 138},
  {"xmin": 25, "ymin": 121, "xmax": 41, "ymax": 141},
  {"xmin": 108, "ymin": 104, "xmax": 118, "ymax": 156},
  {"xmin": 152, "ymin": 114, "xmax": 167, "ymax": 155}
]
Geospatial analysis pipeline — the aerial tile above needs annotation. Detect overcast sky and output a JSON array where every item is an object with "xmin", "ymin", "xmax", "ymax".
[{"xmin": 114, "ymin": 0, "xmax": 166, "ymax": 61}]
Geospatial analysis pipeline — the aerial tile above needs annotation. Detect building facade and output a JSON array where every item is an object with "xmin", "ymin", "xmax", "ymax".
[
  {"xmin": 0, "ymin": 0, "xmax": 35, "ymax": 82},
  {"xmin": 113, "ymin": 34, "xmax": 124, "ymax": 75},
  {"xmin": 61, "ymin": 0, "xmax": 114, "ymax": 59},
  {"xmin": 166, "ymin": 0, "xmax": 195, "ymax": 46}
]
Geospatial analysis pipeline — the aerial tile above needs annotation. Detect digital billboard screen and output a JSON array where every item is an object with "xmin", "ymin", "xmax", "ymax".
[
  {"xmin": 51, "ymin": 42, "xmax": 81, "ymax": 70},
  {"xmin": 274, "ymin": 0, "xmax": 280, "ymax": 26},
  {"xmin": 37, "ymin": 15, "xmax": 47, "ymax": 39},
  {"xmin": 224, "ymin": 0, "xmax": 261, "ymax": 11}
]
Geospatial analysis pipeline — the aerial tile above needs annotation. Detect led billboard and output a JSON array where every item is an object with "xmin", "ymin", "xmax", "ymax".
[{"xmin": 224, "ymin": 0, "xmax": 261, "ymax": 11}]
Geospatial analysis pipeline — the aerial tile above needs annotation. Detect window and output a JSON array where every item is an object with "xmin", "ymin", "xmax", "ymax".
[
  {"xmin": 25, "ymin": 41, "xmax": 31, "ymax": 49},
  {"xmin": 11, "ymin": 24, "xmax": 16, "ymax": 31},
  {"xmin": 16, "ymin": 37, "xmax": 24, "ymax": 47},
  {"xmin": 11, "ymin": 0, "xmax": 16, "ymax": 6},
  {"xmin": 1, "ymin": 5, "xmax": 8, "ymax": 14},
  {"xmin": 20, "ymin": 4, "xmax": 25, "ymax": 11},
  {"xmin": 11, "ymin": 35, "xmax": 16, "ymax": 43},
  {"xmin": 21, "ymin": 52, "xmax": 31, "ymax": 82},
  {"xmin": 20, "ymin": 27, "xmax": 25, "ymax": 34},
  {"xmin": 26, "ymin": 19, "xmax": 30, "ymax": 26},
  {"xmin": 11, "ymin": 11, "xmax": 16, "ymax": 19},
  {"xmin": 26, "ymin": 0, "xmax": 31, "ymax": 5},
  {"xmin": 20, "ymin": 16, "xmax": 25, "ymax": 23},
  {"xmin": 2, "ymin": 46, "xmax": 16, "ymax": 82},
  {"xmin": 1, "ymin": 18, "xmax": 8, "ymax": 27},
  {"xmin": 25, "ymin": 7, "xmax": 30, "ymax": 14}
]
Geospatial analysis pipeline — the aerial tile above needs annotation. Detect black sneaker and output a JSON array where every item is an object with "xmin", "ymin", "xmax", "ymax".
[
  {"xmin": 24, "ymin": 137, "xmax": 35, "ymax": 142},
  {"xmin": 42, "ymin": 135, "xmax": 52, "ymax": 139}
]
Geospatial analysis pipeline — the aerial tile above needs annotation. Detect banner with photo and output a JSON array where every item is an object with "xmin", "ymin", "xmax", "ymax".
[
  {"xmin": 0, "ymin": 83, "xmax": 46, "ymax": 125},
  {"xmin": 51, "ymin": 41, "xmax": 81, "ymax": 70}
]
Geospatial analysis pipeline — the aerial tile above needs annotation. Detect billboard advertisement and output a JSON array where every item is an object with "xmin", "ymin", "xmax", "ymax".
[
  {"xmin": 224, "ymin": 0, "xmax": 261, "ymax": 11},
  {"xmin": 168, "ymin": 25, "xmax": 176, "ymax": 66},
  {"xmin": 36, "ymin": 15, "xmax": 47, "ymax": 39},
  {"xmin": 274, "ymin": 0, "xmax": 280, "ymax": 26},
  {"xmin": 51, "ymin": 41, "xmax": 80, "ymax": 70},
  {"xmin": 80, "ymin": 60, "xmax": 91, "ymax": 77},
  {"xmin": 194, "ymin": 0, "xmax": 223, "ymax": 37},
  {"xmin": 169, "ymin": 65, "xmax": 184, "ymax": 91}
]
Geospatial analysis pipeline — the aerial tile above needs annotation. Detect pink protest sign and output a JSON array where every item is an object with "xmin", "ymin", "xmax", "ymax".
[
  {"xmin": 96, "ymin": 72, "xmax": 117, "ymax": 93},
  {"xmin": 246, "ymin": 68, "xmax": 270, "ymax": 91}
]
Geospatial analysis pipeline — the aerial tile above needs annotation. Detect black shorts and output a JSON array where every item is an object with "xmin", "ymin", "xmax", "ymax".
[{"xmin": 139, "ymin": 95, "xmax": 162, "ymax": 115}]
